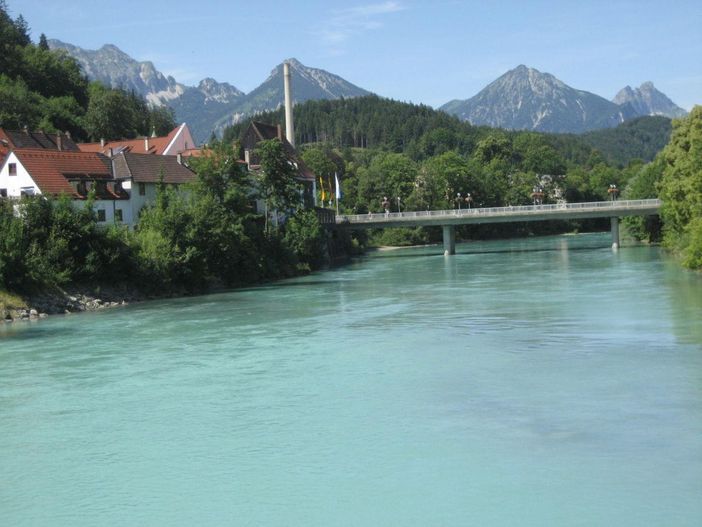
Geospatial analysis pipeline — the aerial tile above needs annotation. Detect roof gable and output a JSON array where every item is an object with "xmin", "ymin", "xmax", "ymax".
[{"xmin": 77, "ymin": 124, "xmax": 195, "ymax": 156}]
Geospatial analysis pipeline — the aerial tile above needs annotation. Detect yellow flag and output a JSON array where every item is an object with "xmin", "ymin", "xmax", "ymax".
[{"xmin": 319, "ymin": 177, "xmax": 326, "ymax": 201}]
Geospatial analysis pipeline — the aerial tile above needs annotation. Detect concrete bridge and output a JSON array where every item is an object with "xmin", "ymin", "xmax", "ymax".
[{"xmin": 336, "ymin": 199, "xmax": 661, "ymax": 254}]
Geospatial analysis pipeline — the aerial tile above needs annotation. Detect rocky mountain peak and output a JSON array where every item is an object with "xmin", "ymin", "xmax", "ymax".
[{"xmin": 613, "ymin": 82, "xmax": 687, "ymax": 119}]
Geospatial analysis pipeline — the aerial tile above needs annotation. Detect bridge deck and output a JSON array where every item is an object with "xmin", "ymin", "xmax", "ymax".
[{"xmin": 336, "ymin": 199, "xmax": 661, "ymax": 229}]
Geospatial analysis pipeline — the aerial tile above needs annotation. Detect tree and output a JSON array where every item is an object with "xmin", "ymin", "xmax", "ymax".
[
  {"xmin": 38, "ymin": 33, "xmax": 48, "ymax": 50},
  {"xmin": 659, "ymin": 106, "xmax": 702, "ymax": 268},
  {"xmin": 255, "ymin": 139, "xmax": 302, "ymax": 233},
  {"xmin": 82, "ymin": 83, "xmax": 143, "ymax": 140},
  {"xmin": 149, "ymin": 105, "xmax": 176, "ymax": 136}
]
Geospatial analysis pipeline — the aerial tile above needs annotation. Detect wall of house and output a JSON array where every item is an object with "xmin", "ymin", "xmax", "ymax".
[
  {"xmin": 0, "ymin": 153, "xmax": 41, "ymax": 197},
  {"xmin": 86, "ymin": 199, "xmax": 133, "ymax": 226},
  {"xmin": 120, "ymin": 180, "xmax": 160, "ymax": 224},
  {"xmin": 163, "ymin": 124, "xmax": 197, "ymax": 155}
]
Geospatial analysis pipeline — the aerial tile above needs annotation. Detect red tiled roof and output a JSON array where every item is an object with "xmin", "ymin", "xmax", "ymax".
[
  {"xmin": 78, "ymin": 125, "xmax": 183, "ymax": 156},
  {"xmin": 13, "ymin": 149, "xmax": 112, "ymax": 197}
]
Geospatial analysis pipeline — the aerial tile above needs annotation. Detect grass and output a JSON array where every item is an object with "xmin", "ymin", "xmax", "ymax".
[{"xmin": 0, "ymin": 289, "xmax": 27, "ymax": 313}]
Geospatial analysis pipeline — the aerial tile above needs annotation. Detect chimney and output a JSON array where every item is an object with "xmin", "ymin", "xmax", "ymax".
[
  {"xmin": 56, "ymin": 134, "xmax": 62, "ymax": 151},
  {"xmin": 144, "ymin": 137, "xmax": 149, "ymax": 152},
  {"xmin": 177, "ymin": 153, "xmax": 183, "ymax": 165},
  {"xmin": 108, "ymin": 147, "xmax": 113, "ymax": 158},
  {"xmin": 65, "ymin": 130, "xmax": 71, "ymax": 139},
  {"xmin": 100, "ymin": 138, "xmax": 105, "ymax": 148},
  {"xmin": 244, "ymin": 149, "xmax": 251, "ymax": 167},
  {"xmin": 283, "ymin": 61, "xmax": 295, "ymax": 147}
]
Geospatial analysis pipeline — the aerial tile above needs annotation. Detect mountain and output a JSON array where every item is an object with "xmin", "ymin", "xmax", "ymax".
[
  {"xmin": 211, "ymin": 58, "xmax": 371, "ymax": 136},
  {"xmin": 612, "ymin": 82, "xmax": 687, "ymax": 119},
  {"xmin": 48, "ymin": 39, "xmax": 186, "ymax": 103},
  {"xmin": 48, "ymin": 41, "xmax": 369, "ymax": 144},
  {"xmin": 440, "ymin": 65, "xmax": 626, "ymax": 133}
]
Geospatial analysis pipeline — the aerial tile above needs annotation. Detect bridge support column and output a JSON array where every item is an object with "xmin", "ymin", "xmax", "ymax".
[
  {"xmin": 443, "ymin": 225, "xmax": 455, "ymax": 255},
  {"xmin": 611, "ymin": 217, "xmax": 620, "ymax": 249}
]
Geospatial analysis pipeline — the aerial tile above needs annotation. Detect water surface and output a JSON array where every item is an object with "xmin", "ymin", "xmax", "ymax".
[{"xmin": 1, "ymin": 233, "xmax": 701, "ymax": 526}]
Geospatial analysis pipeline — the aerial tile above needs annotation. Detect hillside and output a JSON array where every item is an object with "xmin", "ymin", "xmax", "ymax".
[{"xmin": 226, "ymin": 95, "xmax": 671, "ymax": 166}]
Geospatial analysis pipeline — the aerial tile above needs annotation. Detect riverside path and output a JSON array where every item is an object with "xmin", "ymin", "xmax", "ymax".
[{"xmin": 335, "ymin": 199, "xmax": 661, "ymax": 255}]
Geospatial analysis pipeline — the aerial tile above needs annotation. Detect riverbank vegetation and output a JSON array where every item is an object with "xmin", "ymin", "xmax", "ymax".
[
  {"xmin": 225, "ymin": 97, "xmax": 700, "ymax": 269},
  {"xmin": 0, "ymin": 142, "xmax": 339, "ymax": 304}
]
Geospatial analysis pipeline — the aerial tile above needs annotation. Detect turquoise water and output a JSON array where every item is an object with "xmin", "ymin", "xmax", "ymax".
[{"xmin": 1, "ymin": 233, "xmax": 701, "ymax": 526}]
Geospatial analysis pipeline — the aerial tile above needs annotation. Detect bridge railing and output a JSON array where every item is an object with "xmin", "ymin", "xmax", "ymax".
[{"xmin": 337, "ymin": 199, "xmax": 661, "ymax": 223}]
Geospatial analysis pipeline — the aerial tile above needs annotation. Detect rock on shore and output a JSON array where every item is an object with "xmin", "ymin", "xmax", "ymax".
[{"xmin": 2, "ymin": 286, "xmax": 142, "ymax": 323}]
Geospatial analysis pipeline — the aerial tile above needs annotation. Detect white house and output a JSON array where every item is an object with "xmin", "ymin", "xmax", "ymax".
[
  {"xmin": 110, "ymin": 152, "xmax": 197, "ymax": 223},
  {"xmin": 0, "ymin": 149, "xmax": 130, "ymax": 224}
]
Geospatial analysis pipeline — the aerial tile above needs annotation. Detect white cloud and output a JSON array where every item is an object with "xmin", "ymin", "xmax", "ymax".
[{"xmin": 319, "ymin": 1, "xmax": 406, "ymax": 52}]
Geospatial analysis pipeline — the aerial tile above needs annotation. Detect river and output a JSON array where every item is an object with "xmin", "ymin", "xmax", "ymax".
[{"xmin": 1, "ymin": 233, "xmax": 701, "ymax": 526}]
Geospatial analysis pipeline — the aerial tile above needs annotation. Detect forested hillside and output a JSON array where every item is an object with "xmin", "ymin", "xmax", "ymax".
[
  {"xmin": 224, "ymin": 96, "xmax": 671, "ymax": 166},
  {"xmin": 0, "ymin": 1, "xmax": 174, "ymax": 141},
  {"xmin": 225, "ymin": 97, "xmax": 669, "ymax": 231}
]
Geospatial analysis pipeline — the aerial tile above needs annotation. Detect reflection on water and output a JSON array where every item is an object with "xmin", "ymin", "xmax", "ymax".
[{"xmin": 0, "ymin": 233, "xmax": 701, "ymax": 527}]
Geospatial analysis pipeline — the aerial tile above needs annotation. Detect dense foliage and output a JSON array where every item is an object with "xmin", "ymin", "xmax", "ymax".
[
  {"xmin": 0, "ymin": 143, "xmax": 333, "ymax": 295},
  {"xmin": 658, "ymin": 107, "xmax": 702, "ymax": 268},
  {"xmin": 0, "ymin": 1, "xmax": 175, "ymax": 140}
]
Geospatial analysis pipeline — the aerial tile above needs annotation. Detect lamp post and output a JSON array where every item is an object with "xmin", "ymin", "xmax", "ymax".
[
  {"xmin": 466, "ymin": 193, "xmax": 472, "ymax": 209},
  {"xmin": 457, "ymin": 192, "xmax": 462, "ymax": 211},
  {"xmin": 608, "ymin": 184, "xmax": 619, "ymax": 201},
  {"xmin": 397, "ymin": 196, "xmax": 401, "ymax": 213}
]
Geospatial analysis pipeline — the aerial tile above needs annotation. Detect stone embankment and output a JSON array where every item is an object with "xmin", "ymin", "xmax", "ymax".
[{"xmin": 2, "ymin": 287, "xmax": 142, "ymax": 323}]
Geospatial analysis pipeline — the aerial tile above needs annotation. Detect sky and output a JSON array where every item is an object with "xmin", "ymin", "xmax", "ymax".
[{"xmin": 9, "ymin": 0, "xmax": 702, "ymax": 110}]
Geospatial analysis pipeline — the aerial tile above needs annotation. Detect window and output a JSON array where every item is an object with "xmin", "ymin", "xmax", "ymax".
[
  {"xmin": 96, "ymin": 181, "xmax": 107, "ymax": 194},
  {"xmin": 9, "ymin": 163, "xmax": 17, "ymax": 176},
  {"xmin": 97, "ymin": 210, "xmax": 106, "ymax": 222},
  {"xmin": 138, "ymin": 182, "xmax": 146, "ymax": 196},
  {"xmin": 115, "ymin": 209, "xmax": 123, "ymax": 222},
  {"xmin": 77, "ymin": 181, "xmax": 87, "ymax": 195},
  {"xmin": 0, "ymin": 188, "xmax": 7, "ymax": 197}
]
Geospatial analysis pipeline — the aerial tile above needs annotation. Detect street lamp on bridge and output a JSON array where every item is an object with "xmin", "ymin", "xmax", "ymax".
[
  {"xmin": 397, "ymin": 196, "xmax": 402, "ymax": 213},
  {"xmin": 608, "ymin": 184, "xmax": 619, "ymax": 201},
  {"xmin": 457, "ymin": 192, "xmax": 462, "ymax": 211},
  {"xmin": 466, "ymin": 193, "xmax": 472, "ymax": 209}
]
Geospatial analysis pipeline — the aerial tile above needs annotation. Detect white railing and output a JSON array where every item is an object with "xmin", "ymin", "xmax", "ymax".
[{"xmin": 337, "ymin": 199, "xmax": 661, "ymax": 224}]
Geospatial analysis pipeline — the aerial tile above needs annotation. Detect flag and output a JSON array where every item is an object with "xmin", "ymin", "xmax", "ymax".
[
  {"xmin": 319, "ymin": 177, "xmax": 326, "ymax": 201},
  {"xmin": 335, "ymin": 173, "xmax": 341, "ymax": 200}
]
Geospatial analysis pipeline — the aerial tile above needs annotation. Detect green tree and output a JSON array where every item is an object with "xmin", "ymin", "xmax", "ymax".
[
  {"xmin": 659, "ymin": 106, "xmax": 702, "ymax": 268},
  {"xmin": 255, "ymin": 139, "xmax": 302, "ymax": 232}
]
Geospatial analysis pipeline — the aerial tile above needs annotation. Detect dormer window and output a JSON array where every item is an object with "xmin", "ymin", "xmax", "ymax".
[
  {"xmin": 96, "ymin": 181, "xmax": 107, "ymax": 194},
  {"xmin": 77, "ymin": 181, "xmax": 87, "ymax": 195}
]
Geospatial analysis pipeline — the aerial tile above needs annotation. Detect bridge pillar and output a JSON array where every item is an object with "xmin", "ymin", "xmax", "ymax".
[
  {"xmin": 443, "ymin": 225, "xmax": 455, "ymax": 255},
  {"xmin": 611, "ymin": 217, "xmax": 620, "ymax": 249}
]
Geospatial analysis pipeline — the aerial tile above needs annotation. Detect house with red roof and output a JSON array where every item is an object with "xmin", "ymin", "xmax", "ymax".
[
  {"xmin": 1, "ymin": 148, "xmax": 198, "ymax": 226},
  {"xmin": 0, "ymin": 149, "xmax": 130, "ymax": 224},
  {"xmin": 78, "ymin": 123, "xmax": 197, "ymax": 157}
]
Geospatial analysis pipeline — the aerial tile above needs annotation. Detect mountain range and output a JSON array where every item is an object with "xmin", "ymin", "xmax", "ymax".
[
  {"xmin": 440, "ymin": 65, "xmax": 687, "ymax": 133},
  {"xmin": 48, "ymin": 40, "xmax": 370, "ymax": 143},
  {"xmin": 49, "ymin": 41, "xmax": 687, "ymax": 142}
]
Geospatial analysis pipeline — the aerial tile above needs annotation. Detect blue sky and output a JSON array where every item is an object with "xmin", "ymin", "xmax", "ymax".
[{"xmin": 10, "ymin": 0, "xmax": 702, "ymax": 110}]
